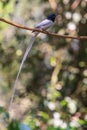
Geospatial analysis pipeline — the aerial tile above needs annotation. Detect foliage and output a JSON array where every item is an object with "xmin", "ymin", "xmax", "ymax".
[{"xmin": 0, "ymin": 0, "xmax": 87, "ymax": 130}]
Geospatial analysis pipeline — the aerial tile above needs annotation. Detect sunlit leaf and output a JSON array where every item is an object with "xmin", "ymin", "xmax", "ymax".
[{"xmin": 38, "ymin": 111, "xmax": 49, "ymax": 120}]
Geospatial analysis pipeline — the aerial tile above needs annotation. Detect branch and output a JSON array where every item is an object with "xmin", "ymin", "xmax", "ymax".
[
  {"xmin": 71, "ymin": 0, "xmax": 81, "ymax": 10},
  {"xmin": 49, "ymin": 0, "xmax": 57, "ymax": 10},
  {"xmin": 0, "ymin": 18, "xmax": 87, "ymax": 40}
]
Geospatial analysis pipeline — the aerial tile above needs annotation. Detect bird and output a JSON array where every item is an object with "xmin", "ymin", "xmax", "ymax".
[
  {"xmin": 9, "ymin": 13, "xmax": 58, "ymax": 110},
  {"xmin": 33, "ymin": 13, "xmax": 57, "ymax": 35}
]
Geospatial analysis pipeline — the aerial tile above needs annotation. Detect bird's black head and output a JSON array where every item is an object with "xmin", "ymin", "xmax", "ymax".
[{"xmin": 47, "ymin": 13, "xmax": 58, "ymax": 22}]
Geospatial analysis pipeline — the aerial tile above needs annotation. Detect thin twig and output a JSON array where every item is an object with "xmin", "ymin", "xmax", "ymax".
[{"xmin": 0, "ymin": 18, "xmax": 87, "ymax": 40}]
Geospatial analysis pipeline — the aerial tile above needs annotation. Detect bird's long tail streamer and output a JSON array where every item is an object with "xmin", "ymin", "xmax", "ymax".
[{"xmin": 9, "ymin": 33, "xmax": 38, "ymax": 111}]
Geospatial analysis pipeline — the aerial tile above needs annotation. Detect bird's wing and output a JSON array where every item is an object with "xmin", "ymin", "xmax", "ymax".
[{"xmin": 35, "ymin": 19, "xmax": 53, "ymax": 30}]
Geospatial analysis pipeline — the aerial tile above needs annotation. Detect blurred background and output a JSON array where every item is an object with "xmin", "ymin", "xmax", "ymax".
[{"xmin": 0, "ymin": 0, "xmax": 87, "ymax": 130}]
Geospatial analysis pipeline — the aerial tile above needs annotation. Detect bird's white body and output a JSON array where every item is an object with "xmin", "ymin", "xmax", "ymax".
[
  {"xmin": 34, "ymin": 19, "xmax": 54, "ymax": 35},
  {"xmin": 35, "ymin": 19, "xmax": 54, "ymax": 29}
]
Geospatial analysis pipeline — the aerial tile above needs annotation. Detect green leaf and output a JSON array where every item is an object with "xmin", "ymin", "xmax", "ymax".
[
  {"xmin": 47, "ymin": 125, "xmax": 56, "ymax": 130},
  {"xmin": 8, "ymin": 120, "xmax": 20, "ymax": 130},
  {"xmin": 61, "ymin": 100, "xmax": 67, "ymax": 106},
  {"xmin": 38, "ymin": 111, "xmax": 49, "ymax": 120},
  {"xmin": 0, "ymin": 106, "xmax": 5, "ymax": 114}
]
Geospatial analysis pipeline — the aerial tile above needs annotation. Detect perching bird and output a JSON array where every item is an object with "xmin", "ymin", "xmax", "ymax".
[
  {"xmin": 9, "ymin": 13, "xmax": 58, "ymax": 110},
  {"xmin": 33, "ymin": 13, "xmax": 57, "ymax": 35}
]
